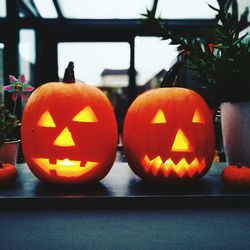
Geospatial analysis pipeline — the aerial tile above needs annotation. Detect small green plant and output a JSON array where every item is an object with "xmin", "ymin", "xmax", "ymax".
[
  {"xmin": 143, "ymin": 0, "xmax": 250, "ymax": 106},
  {"xmin": 0, "ymin": 104, "xmax": 19, "ymax": 146}
]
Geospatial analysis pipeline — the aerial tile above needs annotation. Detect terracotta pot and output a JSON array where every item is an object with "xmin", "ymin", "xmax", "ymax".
[
  {"xmin": 221, "ymin": 101, "xmax": 250, "ymax": 166},
  {"xmin": 0, "ymin": 140, "xmax": 20, "ymax": 166}
]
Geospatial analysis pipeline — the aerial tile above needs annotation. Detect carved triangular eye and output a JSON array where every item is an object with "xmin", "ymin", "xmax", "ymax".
[
  {"xmin": 192, "ymin": 109, "xmax": 205, "ymax": 124},
  {"xmin": 72, "ymin": 106, "xmax": 98, "ymax": 122},
  {"xmin": 151, "ymin": 109, "xmax": 166, "ymax": 124},
  {"xmin": 37, "ymin": 111, "xmax": 56, "ymax": 127}
]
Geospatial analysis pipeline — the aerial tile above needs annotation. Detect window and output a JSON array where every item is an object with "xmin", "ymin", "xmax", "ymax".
[
  {"xmin": 156, "ymin": 0, "xmax": 218, "ymax": 19},
  {"xmin": 58, "ymin": 0, "xmax": 152, "ymax": 19},
  {"xmin": 19, "ymin": 29, "xmax": 36, "ymax": 83},
  {"xmin": 58, "ymin": 42, "xmax": 131, "ymax": 138},
  {"xmin": 58, "ymin": 42, "xmax": 130, "ymax": 86},
  {"xmin": 238, "ymin": 0, "xmax": 250, "ymax": 19},
  {"xmin": 33, "ymin": 0, "xmax": 58, "ymax": 18},
  {"xmin": 135, "ymin": 37, "xmax": 178, "ymax": 90},
  {"xmin": 0, "ymin": 0, "xmax": 6, "ymax": 17},
  {"xmin": 57, "ymin": 0, "xmax": 219, "ymax": 19}
]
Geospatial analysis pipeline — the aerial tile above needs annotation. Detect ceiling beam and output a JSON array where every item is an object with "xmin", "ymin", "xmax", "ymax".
[
  {"xmin": 1, "ymin": 17, "xmax": 227, "ymax": 43},
  {"xmin": 16, "ymin": 18, "xmax": 218, "ymax": 38}
]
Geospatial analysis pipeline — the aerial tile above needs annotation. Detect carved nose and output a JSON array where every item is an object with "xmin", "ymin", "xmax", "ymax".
[
  {"xmin": 53, "ymin": 127, "xmax": 75, "ymax": 147},
  {"xmin": 171, "ymin": 129, "xmax": 193, "ymax": 152}
]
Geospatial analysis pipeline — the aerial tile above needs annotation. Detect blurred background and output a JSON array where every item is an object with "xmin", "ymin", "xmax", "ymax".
[{"xmin": 0, "ymin": 0, "xmax": 249, "ymax": 161}]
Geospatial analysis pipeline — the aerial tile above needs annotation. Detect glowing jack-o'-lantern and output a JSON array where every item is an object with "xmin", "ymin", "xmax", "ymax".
[
  {"xmin": 21, "ymin": 62, "xmax": 118, "ymax": 184},
  {"xmin": 123, "ymin": 87, "xmax": 215, "ymax": 182}
]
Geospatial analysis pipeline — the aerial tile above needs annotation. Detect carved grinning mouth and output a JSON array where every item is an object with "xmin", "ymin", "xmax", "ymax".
[
  {"xmin": 141, "ymin": 155, "xmax": 206, "ymax": 178},
  {"xmin": 33, "ymin": 158, "xmax": 99, "ymax": 177}
]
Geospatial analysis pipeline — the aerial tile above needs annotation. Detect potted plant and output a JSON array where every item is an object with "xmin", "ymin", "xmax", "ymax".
[
  {"xmin": 144, "ymin": 0, "xmax": 250, "ymax": 166},
  {"xmin": 0, "ymin": 104, "xmax": 20, "ymax": 165},
  {"xmin": 1, "ymin": 74, "xmax": 34, "ymax": 166}
]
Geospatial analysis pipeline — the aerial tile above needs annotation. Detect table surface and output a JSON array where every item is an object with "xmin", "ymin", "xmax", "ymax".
[
  {"xmin": 1, "ymin": 161, "xmax": 250, "ymax": 209},
  {"xmin": 1, "ymin": 162, "xmax": 250, "ymax": 250},
  {"xmin": 1, "ymin": 207, "xmax": 250, "ymax": 250}
]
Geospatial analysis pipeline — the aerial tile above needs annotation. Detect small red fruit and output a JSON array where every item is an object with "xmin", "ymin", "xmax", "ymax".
[
  {"xmin": 222, "ymin": 163, "xmax": 250, "ymax": 189},
  {"xmin": 0, "ymin": 162, "xmax": 17, "ymax": 186}
]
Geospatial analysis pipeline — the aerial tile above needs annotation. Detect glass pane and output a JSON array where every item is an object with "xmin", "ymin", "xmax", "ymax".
[
  {"xmin": 58, "ymin": 42, "xmax": 130, "ymax": 152},
  {"xmin": 19, "ymin": 29, "xmax": 36, "ymax": 83},
  {"xmin": 58, "ymin": 0, "xmax": 152, "ymax": 19},
  {"xmin": 0, "ymin": 43, "xmax": 4, "ymax": 102},
  {"xmin": 58, "ymin": 0, "xmax": 219, "ymax": 19},
  {"xmin": 33, "ymin": 0, "xmax": 58, "ymax": 18},
  {"xmin": 58, "ymin": 42, "xmax": 130, "ymax": 86},
  {"xmin": 0, "ymin": 0, "xmax": 6, "ymax": 17},
  {"xmin": 156, "ymin": 0, "xmax": 218, "ymax": 19},
  {"xmin": 238, "ymin": 1, "xmax": 250, "ymax": 40},
  {"xmin": 135, "ymin": 37, "xmax": 178, "ymax": 90},
  {"xmin": 238, "ymin": 0, "xmax": 250, "ymax": 18}
]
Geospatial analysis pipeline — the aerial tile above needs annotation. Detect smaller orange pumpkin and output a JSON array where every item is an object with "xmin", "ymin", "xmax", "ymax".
[
  {"xmin": 123, "ymin": 87, "xmax": 215, "ymax": 182},
  {"xmin": 0, "ymin": 162, "xmax": 17, "ymax": 186},
  {"xmin": 222, "ymin": 163, "xmax": 250, "ymax": 189}
]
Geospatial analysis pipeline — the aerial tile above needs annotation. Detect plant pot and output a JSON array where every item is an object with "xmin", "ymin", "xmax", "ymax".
[
  {"xmin": 221, "ymin": 101, "xmax": 250, "ymax": 166},
  {"xmin": 0, "ymin": 140, "xmax": 20, "ymax": 166}
]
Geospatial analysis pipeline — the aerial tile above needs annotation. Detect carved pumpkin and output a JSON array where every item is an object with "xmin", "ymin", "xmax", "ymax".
[
  {"xmin": 0, "ymin": 162, "xmax": 17, "ymax": 186},
  {"xmin": 21, "ymin": 62, "xmax": 118, "ymax": 184},
  {"xmin": 123, "ymin": 87, "xmax": 215, "ymax": 182},
  {"xmin": 222, "ymin": 163, "xmax": 250, "ymax": 189}
]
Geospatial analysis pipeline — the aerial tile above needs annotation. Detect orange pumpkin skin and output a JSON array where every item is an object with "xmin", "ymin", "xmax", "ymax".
[
  {"xmin": 123, "ymin": 88, "xmax": 215, "ymax": 182},
  {"xmin": 222, "ymin": 165, "xmax": 250, "ymax": 189},
  {"xmin": 0, "ymin": 163, "xmax": 17, "ymax": 185},
  {"xmin": 21, "ymin": 82, "xmax": 118, "ymax": 184}
]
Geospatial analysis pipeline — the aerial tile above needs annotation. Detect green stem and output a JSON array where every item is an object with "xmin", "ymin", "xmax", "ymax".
[{"xmin": 13, "ymin": 93, "xmax": 18, "ymax": 116}]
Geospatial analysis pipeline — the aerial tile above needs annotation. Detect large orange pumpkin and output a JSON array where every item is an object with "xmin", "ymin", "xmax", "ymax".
[
  {"xmin": 123, "ymin": 87, "xmax": 215, "ymax": 182},
  {"xmin": 21, "ymin": 62, "xmax": 118, "ymax": 184}
]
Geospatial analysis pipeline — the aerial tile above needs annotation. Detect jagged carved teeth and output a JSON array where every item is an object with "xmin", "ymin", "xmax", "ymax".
[
  {"xmin": 33, "ymin": 158, "xmax": 99, "ymax": 177},
  {"xmin": 142, "ymin": 155, "xmax": 206, "ymax": 178}
]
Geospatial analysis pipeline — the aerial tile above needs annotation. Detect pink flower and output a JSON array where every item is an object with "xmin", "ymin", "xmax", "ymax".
[{"xmin": 3, "ymin": 74, "xmax": 34, "ymax": 101}]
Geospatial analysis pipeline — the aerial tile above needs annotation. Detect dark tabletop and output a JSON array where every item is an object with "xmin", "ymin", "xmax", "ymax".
[
  {"xmin": 1, "ymin": 161, "xmax": 250, "ymax": 250},
  {"xmin": 0, "ymin": 161, "xmax": 250, "ymax": 209}
]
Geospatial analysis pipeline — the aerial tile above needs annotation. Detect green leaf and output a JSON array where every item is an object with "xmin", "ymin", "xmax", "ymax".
[
  {"xmin": 151, "ymin": 0, "xmax": 158, "ymax": 17},
  {"xmin": 233, "ymin": 33, "xmax": 248, "ymax": 46},
  {"xmin": 232, "ymin": 0, "xmax": 239, "ymax": 26},
  {"xmin": 224, "ymin": 0, "xmax": 234, "ymax": 13},
  {"xmin": 208, "ymin": 4, "xmax": 219, "ymax": 12}
]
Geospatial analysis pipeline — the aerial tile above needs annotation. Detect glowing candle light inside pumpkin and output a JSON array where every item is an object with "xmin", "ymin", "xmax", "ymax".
[
  {"xmin": 53, "ymin": 127, "xmax": 75, "ymax": 147},
  {"xmin": 171, "ymin": 129, "xmax": 193, "ymax": 152},
  {"xmin": 165, "ymin": 159, "xmax": 174, "ymax": 167},
  {"xmin": 57, "ymin": 158, "xmax": 76, "ymax": 167}
]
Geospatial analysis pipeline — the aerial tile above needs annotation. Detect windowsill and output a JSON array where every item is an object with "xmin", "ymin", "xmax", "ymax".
[{"xmin": 0, "ymin": 161, "xmax": 250, "ymax": 209}]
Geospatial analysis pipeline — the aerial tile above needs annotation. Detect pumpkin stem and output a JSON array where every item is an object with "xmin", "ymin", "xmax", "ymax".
[
  {"xmin": 237, "ymin": 162, "xmax": 242, "ymax": 168},
  {"xmin": 63, "ymin": 61, "xmax": 75, "ymax": 83}
]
